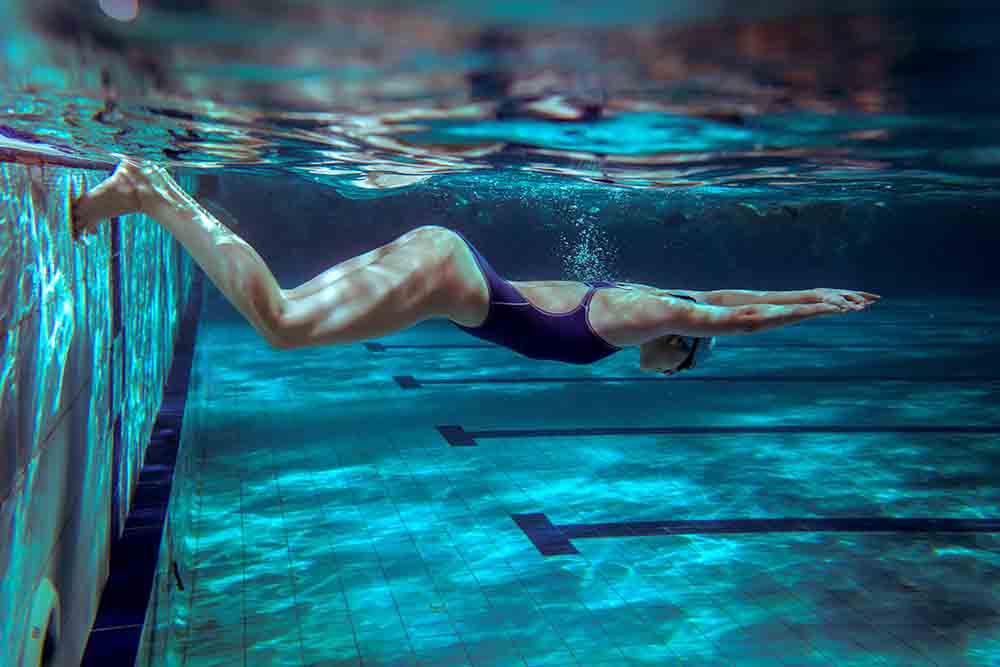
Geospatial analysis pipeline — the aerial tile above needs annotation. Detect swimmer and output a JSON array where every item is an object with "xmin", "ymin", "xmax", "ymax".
[{"xmin": 72, "ymin": 159, "xmax": 879, "ymax": 374}]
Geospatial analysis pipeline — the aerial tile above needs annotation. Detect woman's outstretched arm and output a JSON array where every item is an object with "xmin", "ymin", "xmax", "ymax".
[
  {"xmin": 620, "ymin": 283, "xmax": 882, "ymax": 318},
  {"xmin": 705, "ymin": 288, "xmax": 880, "ymax": 307},
  {"xmin": 619, "ymin": 284, "xmax": 877, "ymax": 308},
  {"xmin": 703, "ymin": 289, "xmax": 818, "ymax": 306},
  {"xmin": 609, "ymin": 292, "xmax": 874, "ymax": 346}
]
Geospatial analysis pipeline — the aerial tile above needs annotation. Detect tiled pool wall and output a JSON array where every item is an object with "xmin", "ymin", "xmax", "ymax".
[
  {"xmin": 0, "ymin": 160, "xmax": 198, "ymax": 666},
  {"xmin": 131, "ymin": 271, "xmax": 204, "ymax": 667}
]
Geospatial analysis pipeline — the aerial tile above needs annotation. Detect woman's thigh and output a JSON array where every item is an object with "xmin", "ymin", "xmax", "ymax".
[{"xmin": 279, "ymin": 227, "xmax": 469, "ymax": 348}]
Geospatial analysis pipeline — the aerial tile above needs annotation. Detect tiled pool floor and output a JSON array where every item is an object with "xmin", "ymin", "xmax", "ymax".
[{"xmin": 175, "ymin": 295, "xmax": 1000, "ymax": 667}]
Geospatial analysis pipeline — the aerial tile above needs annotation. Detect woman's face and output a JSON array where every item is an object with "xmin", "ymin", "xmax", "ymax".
[{"xmin": 639, "ymin": 335, "xmax": 690, "ymax": 375}]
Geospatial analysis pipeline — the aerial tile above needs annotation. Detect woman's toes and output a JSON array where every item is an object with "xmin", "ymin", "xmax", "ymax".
[{"xmin": 69, "ymin": 163, "xmax": 148, "ymax": 237}]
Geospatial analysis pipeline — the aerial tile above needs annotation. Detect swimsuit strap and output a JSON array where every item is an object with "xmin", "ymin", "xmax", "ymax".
[{"xmin": 582, "ymin": 281, "xmax": 619, "ymax": 309}]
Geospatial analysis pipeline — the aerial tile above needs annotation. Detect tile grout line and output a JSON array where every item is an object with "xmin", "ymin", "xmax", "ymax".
[
  {"xmin": 406, "ymin": 434, "xmax": 590, "ymax": 666},
  {"xmin": 526, "ymin": 433, "xmax": 704, "ymax": 663},
  {"xmin": 330, "ymin": 454, "xmax": 426, "ymax": 664},
  {"xmin": 270, "ymin": 460, "xmax": 307, "ymax": 667},
  {"xmin": 376, "ymin": 440, "xmax": 493, "ymax": 666},
  {"xmin": 180, "ymin": 442, "xmax": 206, "ymax": 667},
  {"xmin": 239, "ymin": 477, "xmax": 247, "ymax": 667},
  {"xmin": 299, "ymin": 456, "xmax": 365, "ymax": 666}
]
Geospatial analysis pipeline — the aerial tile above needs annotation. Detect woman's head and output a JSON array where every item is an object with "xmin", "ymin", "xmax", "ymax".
[
  {"xmin": 639, "ymin": 335, "xmax": 691, "ymax": 375},
  {"xmin": 638, "ymin": 334, "xmax": 715, "ymax": 375}
]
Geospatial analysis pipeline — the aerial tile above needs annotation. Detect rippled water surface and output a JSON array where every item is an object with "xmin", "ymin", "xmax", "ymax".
[{"xmin": 3, "ymin": 2, "xmax": 1000, "ymax": 202}]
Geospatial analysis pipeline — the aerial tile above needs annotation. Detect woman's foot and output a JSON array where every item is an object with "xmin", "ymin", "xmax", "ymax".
[{"xmin": 71, "ymin": 158, "xmax": 159, "ymax": 239}]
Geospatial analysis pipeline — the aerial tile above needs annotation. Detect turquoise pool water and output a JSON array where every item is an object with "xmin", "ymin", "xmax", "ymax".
[
  {"xmin": 3, "ymin": 1, "xmax": 999, "ymax": 666},
  {"xmin": 3, "ymin": 2, "xmax": 1000, "ymax": 203}
]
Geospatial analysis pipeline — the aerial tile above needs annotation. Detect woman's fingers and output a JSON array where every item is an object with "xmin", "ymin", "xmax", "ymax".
[
  {"xmin": 846, "ymin": 293, "xmax": 868, "ymax": 305},
  {"xmin": 816, "ymin": 289, "xmax": 880, "ymax": 312},
  {"xmin": 817, "ymin": 289, "xmax": 881, "ymax": 306},
  {"xmin": 823, "ymin": 295, "xmax": 855, "ymax": 309},
  {"xmin": 828, "ymin": 299, "xmax": 865, "ymax": 312},
  {"xmin": 845, "ymin": 291, "xmax": 880, "ymax": 306}
]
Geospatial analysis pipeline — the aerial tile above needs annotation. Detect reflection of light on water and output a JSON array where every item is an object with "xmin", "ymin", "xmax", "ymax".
[{"xmin": 5, "ymin": 4, "xmax": 999, "ymax": 202}]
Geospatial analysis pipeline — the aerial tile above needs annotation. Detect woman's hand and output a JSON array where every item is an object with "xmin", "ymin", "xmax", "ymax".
[{"xmin": 812, "ymin": 288, "xmax": 880, "ymax": 312}]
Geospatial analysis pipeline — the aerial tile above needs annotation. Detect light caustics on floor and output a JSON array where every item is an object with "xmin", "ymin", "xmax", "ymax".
[{"xmin": 175, "ymin": 298, "xmax": 1000, "ymax": 667}]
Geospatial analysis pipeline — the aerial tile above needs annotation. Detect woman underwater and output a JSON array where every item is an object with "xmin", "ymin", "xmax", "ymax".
[{"xmin": 72, "ymin": 159, "xmax": 879, "ymax": 374}]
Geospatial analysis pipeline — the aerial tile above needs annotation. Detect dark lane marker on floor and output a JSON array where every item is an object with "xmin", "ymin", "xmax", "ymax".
[
  {"xmin": 400, "ymin": 375, "xmax": 999, "ymax": 388},
  {"xmin": 368, "ymin": 342, "xmax": 1000, "ymax": 353},
  {"xmin": 436, "ymin": 424, "xmax": 1000, "ymax": 446},
  {"xmin": 512, "ymin": 513, "xmax": 1000, "ymax": 556}
]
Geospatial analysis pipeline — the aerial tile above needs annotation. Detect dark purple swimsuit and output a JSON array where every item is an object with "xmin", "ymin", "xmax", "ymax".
[{"xmin": 451, "ymin": 231, "xmax": 624, "ymax": 365}]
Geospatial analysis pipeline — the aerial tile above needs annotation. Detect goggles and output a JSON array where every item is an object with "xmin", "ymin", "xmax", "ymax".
[{"xmin": 669, "ymin": 335, "xmax": 716, "ymax": 373}]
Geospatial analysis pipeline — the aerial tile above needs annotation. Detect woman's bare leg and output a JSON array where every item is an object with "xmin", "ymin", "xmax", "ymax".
[
  {"xmin": 72, "ymin": 159, "xmax": 465, "ymax": 350},
  {"xmin": 283, "ymin": 225, "xmax": 435, "ymax": 301},
  {"xmin": 74, "ymin": 159, "xmax": 290, "ymax": 347}
]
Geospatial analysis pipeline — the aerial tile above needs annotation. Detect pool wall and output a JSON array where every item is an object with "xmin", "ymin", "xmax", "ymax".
[{"xmin": 0, "ymin": 161, "xmax": 197, "ymax": 667}]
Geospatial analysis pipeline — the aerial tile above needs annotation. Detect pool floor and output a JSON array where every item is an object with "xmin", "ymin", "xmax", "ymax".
[{"xmin": 175, "ymin": 294, "xmax": 1000, "ymax": 667}]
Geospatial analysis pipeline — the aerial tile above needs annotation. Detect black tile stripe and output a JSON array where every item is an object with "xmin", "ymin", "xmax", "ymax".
[
  {"xmin": 366, "ymin": 341, "xmax": 491, "ymax": 350},
  {"xmin": 511, "ymin": 514, "xmax": 579, "ymax": 556},
  {"xmin": 394, "ymin": 375, "xmax": 421, "ymax": 389},
  {"xmin": 81, "ymin": 272, "xmax": 203, "ymax": 666},
  {"xmin": 513, "ymin": 513, "xmax": 1000, "ymax": 557},
  {"xmin": 822, "ymin": 320, "xmax": 999, "ymax": 327},
  {"xmin": 437, "ymin": 424, "xmax": 1000, "ymax": 447},
  {"xmin": 399, "ymin": 375, "xmax": 999, "ymax": 389},
  {"xmin": 371, "ymin": 342, "xmax": 1000, "ymax": 352}
]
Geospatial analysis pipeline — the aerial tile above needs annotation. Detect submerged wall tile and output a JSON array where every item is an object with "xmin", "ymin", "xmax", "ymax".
[{"xmin": 0, "ymin": 160, "xmax": 197, "ymax": 666}]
